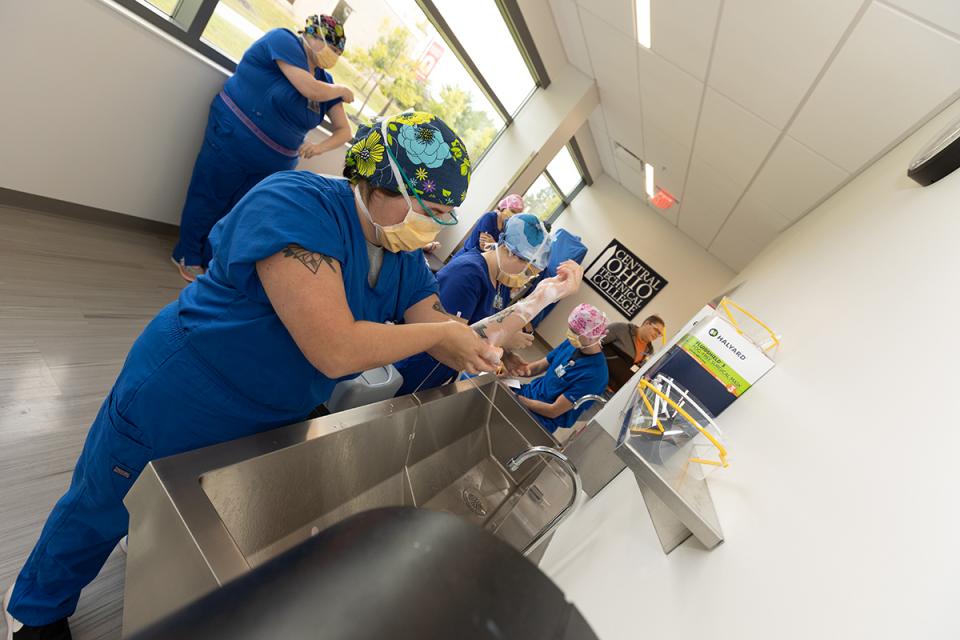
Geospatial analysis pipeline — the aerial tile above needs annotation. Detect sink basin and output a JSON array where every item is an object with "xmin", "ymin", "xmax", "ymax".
[{"xmin": 122, "ymin": 376, "xmax": 573, "ymax": 636}]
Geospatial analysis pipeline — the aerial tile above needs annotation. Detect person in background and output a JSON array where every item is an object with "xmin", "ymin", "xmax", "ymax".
[
  {"xmin": 171, "ymin": 14, "xmax": 354, "ymax": 282},
  {"xmin": 452, "ymin": 193, "xmax": 526, "ymax": 257},
  {"xmin": 3, "ymin": 112, "xmax": 504, "ymax": 640},
  {"xmin": 502, "ymin": 304, "xmax": 610, "ymax": 434},
  {"xmin": 606, "ymin": 315, "xmax": 665, "ymax": 367},
  {"xmin": 603, "ymin": 315, "xmax": 665, "ymax": 393},
  {"xmin": 394, "ymin": 214, "xmax": 560, "ymax": 395}
]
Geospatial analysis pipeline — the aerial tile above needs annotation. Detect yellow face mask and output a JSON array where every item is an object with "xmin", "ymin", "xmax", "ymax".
[
  {"xmin": 353, "ymin": 186, "xmax": 442, "ymax": 253},
  {"xmin": 495, "ymin": 246, "xmax": 540, "ymax": 288},
  {"xmin": 566, "ymin": 328, "xmax": 601, "ymax": 349},
  {"xmin": 314, "ymin": 45, "xmax": 340, "ymax": 69}
]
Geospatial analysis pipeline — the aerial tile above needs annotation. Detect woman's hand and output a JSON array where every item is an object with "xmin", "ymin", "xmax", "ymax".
[
  {"xmin": 430, "ymin": 321, "xmax": 502, "ymax": 375},
  {"xmin": 532, "ymin": 260, "xmax": 584, "ymax": 304},
  {"xmin": 478, "ymin": 232, "xmax": 495, "ymax": 247},
  {"xmin": 299, "ymin": 143, "xmax": 322, "ymax": 159},
  {"xmin": 500, "ymin": 351, "xmax": 532, "ymax": 377},
  {"xmin": 503, "ymin": 330, "xmax": 534, "ymax": 351},
  {"xmin": 337, "ymin": 85, "xmax": 355, "ymax": 103}
]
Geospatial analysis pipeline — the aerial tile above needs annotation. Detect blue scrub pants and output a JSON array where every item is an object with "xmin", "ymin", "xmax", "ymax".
[
  {"xmin": 7, "ymin": 304, "xmax": 302, "ymax": 626},
  {"xmin": 172, "ymin": 96, "xmax": 298, "ymax": 268}
]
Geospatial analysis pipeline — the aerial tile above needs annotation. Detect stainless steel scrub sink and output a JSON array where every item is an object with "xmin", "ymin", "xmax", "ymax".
[{"xmin": 122, "ymin": 376, "xmax": 575, "ymax": 637}]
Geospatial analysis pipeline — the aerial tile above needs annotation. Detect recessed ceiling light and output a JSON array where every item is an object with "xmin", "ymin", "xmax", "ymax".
[
  {"xmin": 636, "ymin": 0, "xmax": 651, "ymax": 49},
  {"xmin": 644, "ymin": 162, "xmax": 655, "ymax": 197}
]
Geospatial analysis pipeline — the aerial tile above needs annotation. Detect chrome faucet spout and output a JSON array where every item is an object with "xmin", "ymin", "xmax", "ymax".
[
  {"xmin": 506, "ymin": 446, "xmax": 583, "ymax": 556},
  {"xmin": 572, "ymin": 394, "xmax": 607, "ymax": 410}
]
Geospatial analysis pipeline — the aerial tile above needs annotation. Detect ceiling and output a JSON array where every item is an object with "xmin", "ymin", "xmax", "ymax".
[{"xmin": 549, "ymin": 0, "xmax": 960, "ymax": 270}]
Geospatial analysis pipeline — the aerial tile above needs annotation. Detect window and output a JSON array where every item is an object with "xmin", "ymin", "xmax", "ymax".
[
  {"xmin": 202, "ymin": 0, "xmax": 295, "ymax": 63},
  {"xmin": 521, "ymin": 142, "xmax": 590, "ymax": 223},
  {"xmin": 114, "ymin": 0, "xmax": 541, "ymax": 161},
  {"xmin": 430, "ymin": 0, "xmax": 536, "ymax": 115},
  {"xmin": 141, "ymin": 0, "xmax": 178, "ymax": 16},
  {"xmin": 198, "ymin": 0, "xmax": 508, "ymax": 158},
  {"xmin": 546, "ymin": 146, "xmax": 582, "ymax": 197},
  {"xmin": 523, "ymin": 175, "xmax": 563, "ymax": 221}
]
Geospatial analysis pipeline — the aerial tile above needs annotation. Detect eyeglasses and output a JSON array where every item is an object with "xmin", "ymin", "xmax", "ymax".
[{"xmin": 384, "ymin": 143, "xmax": 459, "ymax": 226}]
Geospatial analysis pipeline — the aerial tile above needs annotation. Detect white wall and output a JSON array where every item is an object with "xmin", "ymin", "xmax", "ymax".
[
  {"xmin": 541, "ymin": 98, "xmax": 960, "ymax": 640},
  {"xmin": 0, "ymin": 0, "xmax": 344, "ymax": 225},
  {"xmin": 538, "ymin": 174, "xmax": 734, "ymax": 346}
]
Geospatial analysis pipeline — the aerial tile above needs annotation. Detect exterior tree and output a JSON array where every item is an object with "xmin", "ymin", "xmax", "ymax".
[{"xmin": 345, "ymin": 22, "xmax": 499, "ymax": 158}]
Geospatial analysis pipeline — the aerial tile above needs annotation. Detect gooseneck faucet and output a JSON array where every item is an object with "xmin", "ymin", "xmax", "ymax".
[
  {"xmin": 506, "ymin": 446, "xmax": 583, "ymax": 556},
  {"xmin": 571, "ymin": 394, "xmax": 607, "ymax": 410}
]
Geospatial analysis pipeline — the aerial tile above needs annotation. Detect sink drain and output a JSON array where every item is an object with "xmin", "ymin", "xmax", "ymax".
[{"xmin": 462, "ymin": 489, "xmax": 487, "ymax": 516}]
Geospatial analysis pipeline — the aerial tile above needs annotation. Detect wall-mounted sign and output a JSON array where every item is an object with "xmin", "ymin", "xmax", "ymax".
[{"xmin": 583, "ymin": 239, "xmax": 667, "ymax": 320}]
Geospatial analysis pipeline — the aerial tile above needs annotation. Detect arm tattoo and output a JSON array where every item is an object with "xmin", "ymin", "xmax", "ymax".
[
  {"xmin": 282, "ymin": 245, "xmax": 336, "ymax": 274},
  {"xmin": 431, "ymin": 298, "xmax": 467, "ymax": 323},
  {"xmin": 473, "ymin": 325, "xmax": 488, "ymax": 339},
  {"xmin": 493, "ymin": 308, "xmax": 517, "ymax": 324},
  {"xmin": 432, "ymin": 300, "xmax": 454, "ymax": 317},
  {"xmin": 473, "ymin": 307, "xmax": 516, "ymax": 335}
]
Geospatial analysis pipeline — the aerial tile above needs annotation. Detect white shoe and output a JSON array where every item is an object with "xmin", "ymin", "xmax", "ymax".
[
  {"xmin": 119, "ymin": 536, "xmax": 128, "ymax": 555},
  {"xmin": 3, "ymin": 585, "xmax": 24, "ymax": 640}
]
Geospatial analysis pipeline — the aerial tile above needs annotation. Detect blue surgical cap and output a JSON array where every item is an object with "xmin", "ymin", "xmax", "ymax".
[{"xmin": 501, "ymin": 213, "xmax": 552, "ymax": 270}]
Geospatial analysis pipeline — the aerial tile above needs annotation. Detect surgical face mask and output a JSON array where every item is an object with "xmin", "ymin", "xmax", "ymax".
[
  {"xmin": 495, "ymin": 246, "xmax": 540, "ymax": 288},
  {"xmin": 566, "ymin": 328, "xmax": 602, "ymax": 350},
  {"xmin": 314, "ymin": 44, "xmax": 340, "ymax": 69},
  {"xmin": 354, "ymin": 186, "xmax": 442, "ymax": 253}
]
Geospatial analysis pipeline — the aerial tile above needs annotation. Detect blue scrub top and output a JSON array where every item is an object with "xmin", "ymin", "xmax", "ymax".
[
  {"xmin": 224, "ymin": 28, "xmax": 343, "ymax": 151},
  {"xmin": 394, "ymin": 251, "xmax": 510, "ymax": 394},
  {"xmin": 518, "ymin": 340, "xmax": 608, "ymax": 432},
  {"xmin": 437, "ymin": 251, "xmax": 510, "ymax": 321},
  {"xmin": 178, "ymin": 171, "xmax": 438, "ymax": 415},
  {"xmin": 455, "ymin": 210, "xmax": 501, "ymax": 257}
]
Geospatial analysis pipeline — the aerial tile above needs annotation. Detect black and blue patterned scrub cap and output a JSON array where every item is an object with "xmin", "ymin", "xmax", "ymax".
[{"xmin": 344, "ymin": 112, "xmax": 472, "ymax": 207}]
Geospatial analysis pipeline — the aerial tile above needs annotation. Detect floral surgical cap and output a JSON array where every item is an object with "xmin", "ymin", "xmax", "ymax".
[
  {"xmin": 344, "ymin": 112, "xmax": 472, "ymax": 207},
  {"xmin": 498, "ymin": 194, "xmax": 524, "ymax": 212},
  {"xmin": 304, "ymin": 14, "xmax": 346, "ymax": 53},
  {"xmin": 568, "ymin": 304, "xmax": 608, "ymax": 339}
]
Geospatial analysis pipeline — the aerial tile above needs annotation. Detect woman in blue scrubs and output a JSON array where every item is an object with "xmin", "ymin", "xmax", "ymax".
[
  {"xmin": 3, "ymin": 113, "xmax": 499, "ymax": 639},
  {"xmin": 503, "ymin": 304, "xmax": 610, "ymax": 433},
  {"xmin": 452, "ymin": 193, "xmax": 526, "ymax": 258},
  {"xmin": 394, "ymin": 213, "xmax": 552, "ymax": 394},
  {"xmin": 171, "ymin": 14, "xmax": 354, "ymax": 282}
]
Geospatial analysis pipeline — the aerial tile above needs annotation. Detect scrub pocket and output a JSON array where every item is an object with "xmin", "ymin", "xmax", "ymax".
[
  {"xmin": 205, "ymin": 103, "xmax": 237, "ymax": 153},
  {"xmin": 105, "ymin": 403, "xmax": 155, "ymax": 503}
]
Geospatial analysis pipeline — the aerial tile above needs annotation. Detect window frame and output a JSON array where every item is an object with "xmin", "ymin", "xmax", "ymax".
[
  {"xmin": 530, "ymin": 139, "xmax": 592, "ymax": 224},
  {"xmin": 111, "ymin": 0, "xmax": 545, "ymax": 142},
  {"xmin": 113, "ymin": 0, "xmax": 237, "ymax": 73}
]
